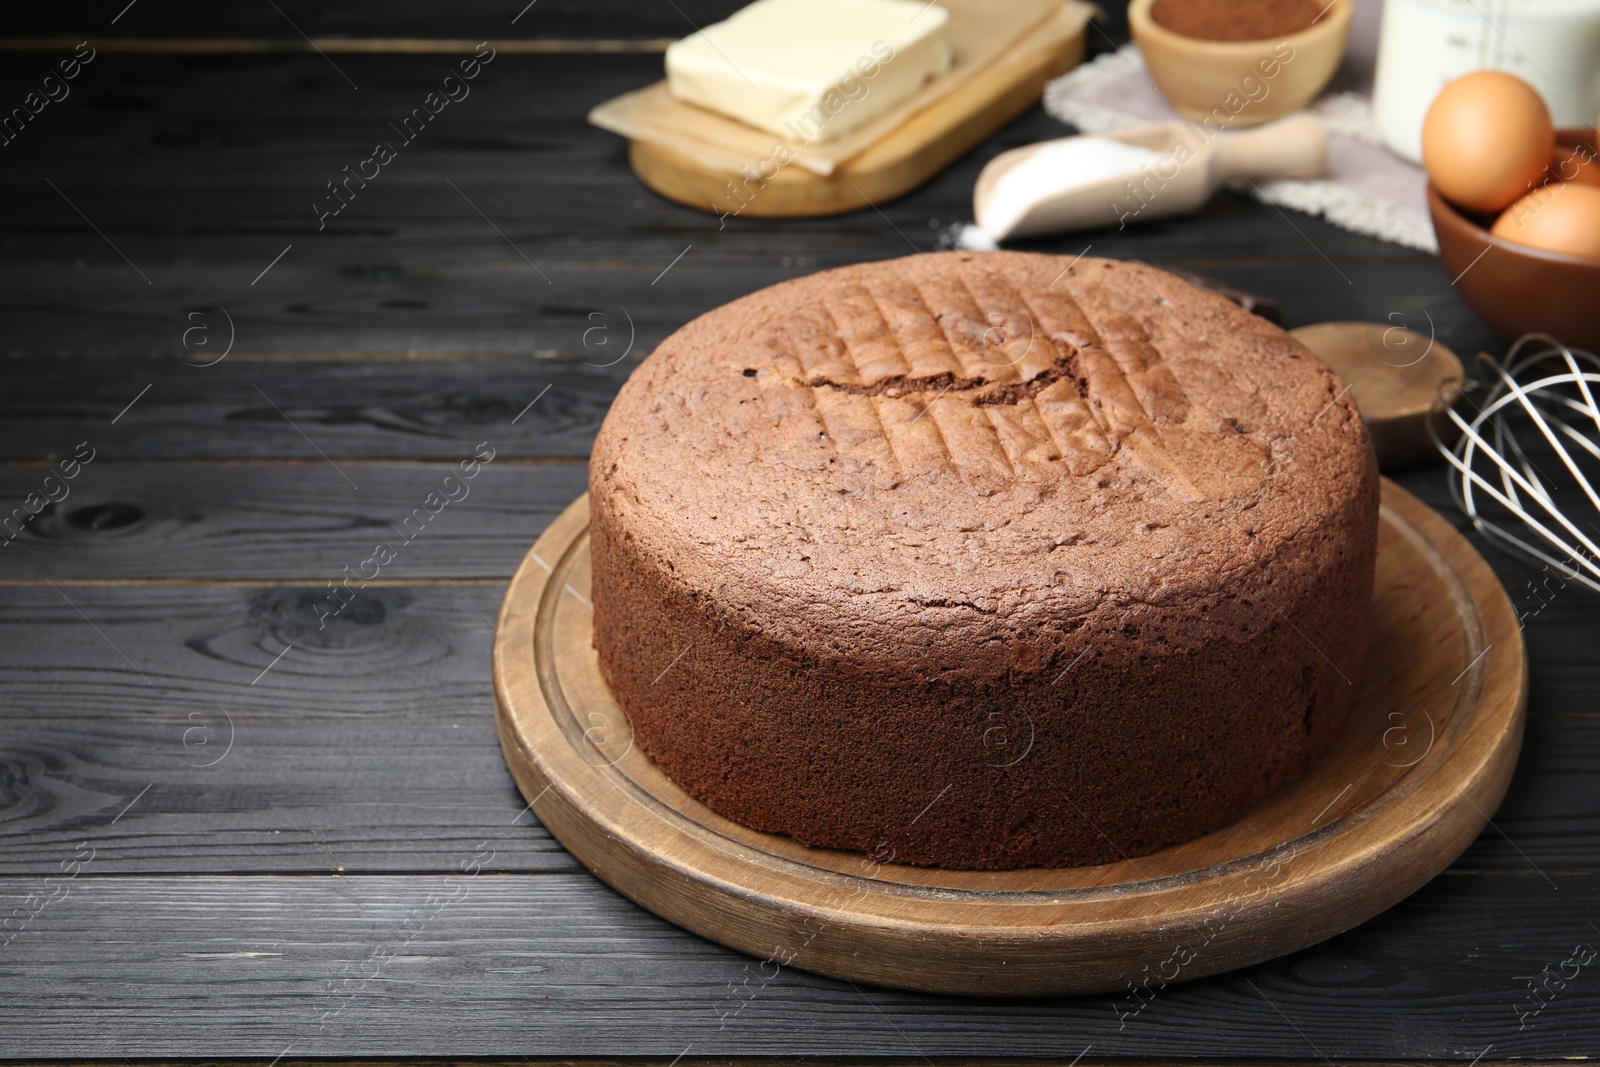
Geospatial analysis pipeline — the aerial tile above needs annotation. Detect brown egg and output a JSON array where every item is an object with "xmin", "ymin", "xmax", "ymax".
[
  {"xmin": 1491, "ymin": 181, "xmax": 1600, "ymax": 258},
  {"xmin": 1423, "ymin": 71, "xmax": 1554, "ymax": 214}
]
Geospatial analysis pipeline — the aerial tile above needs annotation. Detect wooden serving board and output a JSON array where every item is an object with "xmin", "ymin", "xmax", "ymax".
[
  {"xmin": 494, "ymin": 479, "xmax": 1526, "ymax": 996},
  {"xmin": 1291, "ymin": 321, "xmax": 1466, "ymax": 472},
  {"xmin": 614, "ymin": 3, "xmax": 1090, "ymax": 218}
]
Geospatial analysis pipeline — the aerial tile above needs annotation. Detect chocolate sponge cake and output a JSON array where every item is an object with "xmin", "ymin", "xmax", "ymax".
[{"xmin": 589, "ymin": 252, "xmax": 1378, "ymax": 870}]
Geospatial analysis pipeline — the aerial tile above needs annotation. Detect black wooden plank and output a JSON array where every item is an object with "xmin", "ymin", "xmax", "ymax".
[
  {"xmin": 0, "ymin": 264, "xmax": 801, "ymax": 361},
  {"xmin": 0, "ymin": 716, "xmax": 579, "ymax": 875},
  {"xmin": 0, "ymin": 871, "xmax": 1594, "ymax": 1059},
  {"xmin": 0, "ymin": 697, "xmax": 1592, "ymax": 877},
  {"xmin": 0, "ymin": 0, "xmax": 749, "ymax": 42},
  {"xmin": 1390, "ymin": 468, "xmax": 1600, "ymax": 723},
  {"xmin": 0, "ymin": 52, "xmax": 1482, "ymax": 360},
  {"xmin": 0, "ymin": 582, "xmax": 1592, "ymax": 874},
  {"xmin": 1460, "ymin": 703, "xmax": 1600, "ymax": 871},
  {"xmin": 0, "ymin": 359, "xmax": 624, "ymax": 461},
  {"xmin": 0, "ymin": 582, "xmax": 575, "ymax": 873},
  {"xmin": 0, "ymin": 255, "xmax": 1495, "ymax": 361},
  {"xmin": 1, "ymin": 254, "xmax": 1490, "ymax": 361},
  {"xmin": 0, "ymin": 462, "xmax": 586, "ymax": 579},
  {"xmin": 0, "ymin": 49, "xmax": 1422, "ymax": 268},
  {"xmin": 0, "ymin": 586, "xmax": 508, "ymax": 724},
  {"xmin": 0, "ymin": 464, "xmax": 1484, "ymax": 583},
  {"xmin": 0, "ymin": 255, "xmax": 1501, "ymax": 454},
  {"xmin": 1, "ymin": 8, "xmax": 1589, "ymax": 1059}
]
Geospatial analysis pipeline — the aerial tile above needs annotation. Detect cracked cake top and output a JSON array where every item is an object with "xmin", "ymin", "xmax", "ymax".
[{"xmin": 589, "ymin": 251, "xmax": 1374, "ymax": 638}]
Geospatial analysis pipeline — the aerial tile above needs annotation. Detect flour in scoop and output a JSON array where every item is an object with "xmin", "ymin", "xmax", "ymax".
[
  {"xmin": 980, "ymin": 136, "xmax": 1166, "ymax": 241},
  {"xmin": 953, "ymin": 223, "xmax": 998, "ymax": 250}
]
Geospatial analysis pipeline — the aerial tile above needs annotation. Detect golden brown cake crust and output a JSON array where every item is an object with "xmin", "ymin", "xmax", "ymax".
[{"xmin": 589, "ymin": 251, "xmax": 1378, "ymax": 870}]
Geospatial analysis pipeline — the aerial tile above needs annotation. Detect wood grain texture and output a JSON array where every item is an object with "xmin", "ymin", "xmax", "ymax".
[
  {"xmin": 0, "ymin": 462, "xmax": 588, "ymax": 579},
  {"xmin": 0, "ymin": 38, "xmax": 679, "ymax": 54},
  {"xmin": 0, "ymin": 573, "xmax": 1590, "ymax": 877},
  {"xmin": 0, "ymin": 0, "xmax": 749, "ymax": 42},
  {"xmin": 5, "ymin": 44, "xmax": 1425, "ymax": 268},
  {"xmin": 0, "ymin": 3, "xmax": 1594, "ymax": 1059},
  {"xmin": 0, "ymin": 585, "xmax": 512, "ymax": 724},
  {"xmin": 0, "ymin": 465, "xmax": 1588, "ymax": 886},
  {"xmin": 0, "ymin": 297, "xmax": 1501, "ymax": 465},
  {"xmin": 2, "ymin": 708, "xmax": 1591, "ymax": 877},
  {"xmin": 0, "ymin": 258, "xmax": 1487, "ymax": 360},
  {"xmin": 0, "ymin": 52, "xmax": 1485, "ymax": 362},
  {"xmin": 0, "ymin": 715, "xmax": 579, "ymax": 875},
  {"xmin": 1, "ymin": 873, "xmax": 1597, "ymax": 1059},
  {"xmin": 0, "ymin": 1063, "xmax": 1555, "ymax": 1067},
  {"xmin": 0, "ymin": 360, "xmax": 624, "ymax": 461}
]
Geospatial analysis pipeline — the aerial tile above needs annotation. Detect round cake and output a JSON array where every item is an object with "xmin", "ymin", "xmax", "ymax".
[{"xmin": 589, "ymin": 251, "xmax": 1378, "ymax": 870}]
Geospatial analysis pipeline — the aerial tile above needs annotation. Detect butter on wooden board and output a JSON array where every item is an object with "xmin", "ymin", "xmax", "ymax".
[{"xmin": 664, "ymin": 0, "xmax": 952, "ymax": 143}]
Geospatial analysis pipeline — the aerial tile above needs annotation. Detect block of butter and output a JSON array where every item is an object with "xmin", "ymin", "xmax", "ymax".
[{"xmin": 665, "ymin": 0, "xmax": 952, "ymax": 144}]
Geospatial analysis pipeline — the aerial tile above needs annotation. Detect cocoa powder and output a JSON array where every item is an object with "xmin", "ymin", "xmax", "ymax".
[{"xmin": 1151, "ymin": 0, "xmax": 1323, "ymax": 42}]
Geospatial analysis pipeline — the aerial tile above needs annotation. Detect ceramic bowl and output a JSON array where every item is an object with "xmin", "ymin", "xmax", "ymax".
[
  {"xmin": 1428, "ymin": 129, "xmax": 1600, "ymax": 352},
  {"xmin": 1128, "ymin": 0, "xmax": 1353, "ymax": 128}
]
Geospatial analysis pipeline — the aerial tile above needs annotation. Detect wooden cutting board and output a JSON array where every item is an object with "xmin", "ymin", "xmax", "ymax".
[
  {"xmin": 494, "ymin": 479, "xmax": 1525, "ymax": 996},
  {"xmin": 593, "ymin": 2, "xmax": 1092, "ymax": 218},
  {"xmin": 1291, "ymin": 320, "xmax": 1466, "ymax": 471}
]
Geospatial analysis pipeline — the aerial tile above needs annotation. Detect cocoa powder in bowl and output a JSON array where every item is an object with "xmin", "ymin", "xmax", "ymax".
[{"xmin": 1151, "ymin": 0, "xmax": 1322, "ymax": 42}]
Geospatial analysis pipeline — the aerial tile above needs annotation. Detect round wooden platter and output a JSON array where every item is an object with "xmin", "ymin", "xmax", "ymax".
[
  {"xmin": 493, "ymin": 479, "xmax": 1526, "ymax": 996},
  {"xmin": 1290, "ymin": 321, "xmax": 1466, "ymax": 471}
]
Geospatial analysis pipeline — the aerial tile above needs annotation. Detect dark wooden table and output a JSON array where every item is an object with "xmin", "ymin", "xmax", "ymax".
[{"xmin": 2, "ymin": 2, "xmax": 1595, "ymax": 1063}]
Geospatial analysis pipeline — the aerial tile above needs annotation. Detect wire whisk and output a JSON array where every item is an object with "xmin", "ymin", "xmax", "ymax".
[{"xmin": 1433, "ymin": 333, "xmax": 1600, "ymax": 595}]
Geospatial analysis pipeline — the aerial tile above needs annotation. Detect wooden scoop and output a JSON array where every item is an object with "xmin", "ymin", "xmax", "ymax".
[{"xmin": 973, "ymin": 113, "xmax": 1328, "ymax": 241}]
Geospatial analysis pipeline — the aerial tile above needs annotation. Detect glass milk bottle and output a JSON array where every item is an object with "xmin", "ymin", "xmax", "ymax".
[{"xmin": 1373, "ymin": 0, "xmax": 1600, "ymax": 161}]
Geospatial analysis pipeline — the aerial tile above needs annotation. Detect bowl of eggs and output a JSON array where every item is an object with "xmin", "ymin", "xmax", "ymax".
[{"xmin": 1424, "ymin": 70, "xmax": 1600, "ymax": 351}]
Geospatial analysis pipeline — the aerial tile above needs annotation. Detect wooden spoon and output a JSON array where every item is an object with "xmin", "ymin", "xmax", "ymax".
[{"xmin": 974, "ymin": 113, "xmax": 1328, "ymax": 241}]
